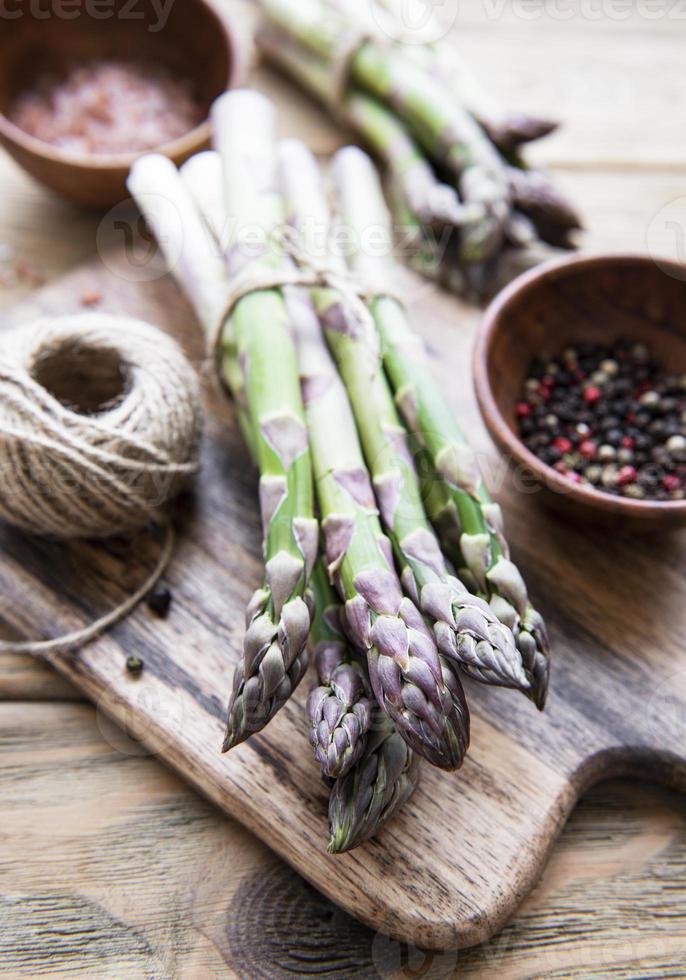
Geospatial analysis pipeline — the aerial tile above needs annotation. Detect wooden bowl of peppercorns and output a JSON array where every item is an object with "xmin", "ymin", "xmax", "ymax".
[{"xmin": 474, "ymin": 253, "xmax": 686, "ymax": 530}]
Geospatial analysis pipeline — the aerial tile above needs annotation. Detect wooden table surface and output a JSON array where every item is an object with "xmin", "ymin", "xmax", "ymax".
[{"xmin": 1, "ymin": 3, "xmax": 686, "ymax": 976}]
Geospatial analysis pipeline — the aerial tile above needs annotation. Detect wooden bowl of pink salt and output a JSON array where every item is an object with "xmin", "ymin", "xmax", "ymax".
[{"xmin": 0, "ymin": 0, "xmax": 241, "ymax": 206}]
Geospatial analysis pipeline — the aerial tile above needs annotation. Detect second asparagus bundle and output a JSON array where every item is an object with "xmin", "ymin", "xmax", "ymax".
[
  {"xmin": 128, "ymin": 88, "xmax": 551, "ymax": 852},
  {"xmin": 257, "ymin": 0, "xmax": 582, "ymax": 298}
]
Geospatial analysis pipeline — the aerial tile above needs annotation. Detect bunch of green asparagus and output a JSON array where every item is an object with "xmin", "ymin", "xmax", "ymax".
[
  {"xmin": 257, "ymin": 0, "xmax": 582, "ymax": 298},
  {"xmin": 128, "ymin": 89, "xmax": 551, "ymax": 853}
]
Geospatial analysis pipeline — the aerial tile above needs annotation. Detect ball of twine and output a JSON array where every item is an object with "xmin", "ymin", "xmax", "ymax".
[
  {"xmin": 0, "ymin": 313, "xmax": 202, "ymax": 538},
  {"xmin": 0, "ymin": 313, "xmax": 202, "ymax": 656}
]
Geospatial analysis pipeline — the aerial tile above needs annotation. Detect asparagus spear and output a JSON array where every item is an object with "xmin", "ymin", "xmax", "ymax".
[
  {"xmin": 308, "ymin": 559, "xmax": 373, "ymax": 779},
  {"xmin": 328, "ymin": 707, "xmax": 420, "ymax": 853},
  {"xmin": 332, "ymin": 147, "xmax": 550, "ymax": 708},
  {"xmin": 279, "ymin": 204, "xmax": 467, "ymax": 770},
  {"xmin": 128, "ymin": 99, "xmax": 319, "ymax": 750},
  {"xmin": 214, "ymin": 93, "xmax": 322, "ymax": 748},
  {"xmin": 310, "ymin": 544, "xmax": 420, "ymax": 850},
  {"xmin": 127, "ymin": 155, "xmax": 229, "ymax": 333}
]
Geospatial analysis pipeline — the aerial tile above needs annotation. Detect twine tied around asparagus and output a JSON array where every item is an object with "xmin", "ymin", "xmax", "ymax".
[
  {"xmin": 207, "ymin": 229, "xmax": 404, "ymax": 372},
  {"xmin": 0, "ymin": 313, "xmax": 202, "ymax": 656},
  {"xmin": 322, "ymin": 19, "xmax": 425, "ymax": 113},
  {"xmin": 328, "ymin": 26, "xmax": 376, "ymax": 112}
]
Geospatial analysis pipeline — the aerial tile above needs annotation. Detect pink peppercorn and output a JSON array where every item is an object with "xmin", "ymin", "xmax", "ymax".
[
  {"xmin": 579, "ymin": 440, "xmax": 597, "ymax": 460},
  {"xmin": 584, "ymin": 386, "xmax": 602, "ymax": 405},
  {"xmin": 621, "ymin": 435, "xmax": 635, "ymax": 449},
  {"xmin": 663, "ymin": 474, "xmax": 681, "ymax": 493},
  {"xmin": 618, "ymin": 465, "xmax": 638, "ymax": 486},
  {"xmin": 517, "ymin": 402, "xmax": 532, "ymax": 418},
  {"xmin": 553, "ymin": 436, "xmax": 573, "ymax": 454}
]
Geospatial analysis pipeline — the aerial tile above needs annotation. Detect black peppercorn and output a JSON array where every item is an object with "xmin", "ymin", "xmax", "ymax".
[
  {"xmin": 126, "ymin": 655, "xmax": 144, "ymax": 677},
  {"xmin": 605, "ymin": 429, "xmax": 624, "ymax": 447},
  {"xmin": 147, "ymin": 586, "xmax": 172, "ymax": 618}
]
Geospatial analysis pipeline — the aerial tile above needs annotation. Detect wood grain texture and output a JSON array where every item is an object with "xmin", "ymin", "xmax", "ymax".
[
  {"xmin": 0, "ymin": 648, "xmax": 80, "ymax": 701},
  {"xmin": 2, "ymin": 701, "xmax": 686, "ymax": 978},
  {"xmin": 0, "ymin": 246, "xmax": 685, "ymax": 951}
]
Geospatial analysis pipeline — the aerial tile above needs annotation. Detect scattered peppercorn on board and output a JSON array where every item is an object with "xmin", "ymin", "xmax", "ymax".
[{"xmin": 0, "ymin": 251, "xmax": 685, "ymax": 952}]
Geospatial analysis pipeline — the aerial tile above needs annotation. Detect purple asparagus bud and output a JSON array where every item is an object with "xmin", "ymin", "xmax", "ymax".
[
  {"xmin": 224, "ymin": 586, "xmax": 313, "ymax": 749},
  {"xmin": 484, "ymin": 114, "xmax": 558, "ymax": 154},
  {"xmin": 307, "ymin": 563, "xmax": 374, "ymax": 778},
  {"xmin": 328, "ymin": 710, "xmax": 420, "ymax": 853},
  {"xmin": 507, "ymin": 166, "xmax": 583, "ymax": 248},
  {"xmin": 347, "ymin": 572, "xmax": 471, "ymax": 771}
]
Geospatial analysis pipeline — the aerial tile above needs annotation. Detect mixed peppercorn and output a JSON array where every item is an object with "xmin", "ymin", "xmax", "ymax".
[{"xmin": 517, "ymin": 338, "xmax": 686, "ymax": 500}]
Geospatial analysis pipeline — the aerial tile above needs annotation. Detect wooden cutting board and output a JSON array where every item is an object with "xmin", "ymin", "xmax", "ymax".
[{"xmin": 1, "ymin": 246, "xmax": 684, "ymax": 952}]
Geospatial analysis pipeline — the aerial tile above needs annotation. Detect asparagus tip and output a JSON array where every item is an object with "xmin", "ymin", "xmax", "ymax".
[
  {"xmin": 221, "ymin": 728, "xmax": 244, "ymax": 753},
  {"xmin": 530, "ymin": 678, "xmax": 549, "ymax": 712},
  {"xmin": 327, "ymin": 833, "xmax": 349, "ymax": 855}
]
